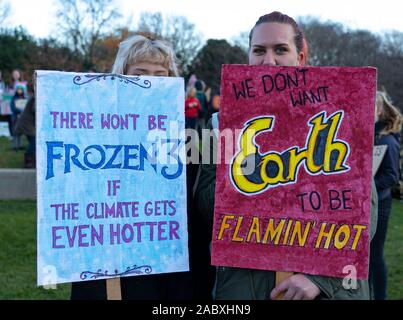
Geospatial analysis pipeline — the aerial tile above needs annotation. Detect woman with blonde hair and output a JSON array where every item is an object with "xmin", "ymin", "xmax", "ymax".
[
  {"xmin": 370, "ymin": 91, "xmax": 402, "ymax": 300},
  {"xmin": 71, "ymin": 33, "xmax": 210, "ymax": 300},
  {"xmin": 111, "ymin": 33, "xmax": 179, "ymax": 77}
]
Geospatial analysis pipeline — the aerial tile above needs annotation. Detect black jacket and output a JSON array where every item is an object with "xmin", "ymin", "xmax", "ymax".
[{"xmin": 374, "ymin": 121, "xmax": 401, "ymax": 200}]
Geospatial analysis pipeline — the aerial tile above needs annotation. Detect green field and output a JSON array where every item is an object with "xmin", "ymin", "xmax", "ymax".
[
  {"xmin": 0, "ymin": 199, "xmax": 402, "ymax": 300},
  {"xmin": 0, "ymin": 136, "xmax": 28, "ymax": 168}
]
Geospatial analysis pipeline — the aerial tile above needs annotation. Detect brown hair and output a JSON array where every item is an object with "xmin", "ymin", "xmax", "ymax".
[
  {"xmin": 249, "ymin": 11, "xmax": 309, "ymax": 65},
  {"xmin": 376, "ymin": 91, "xmax": 403, "ymax": 136}
]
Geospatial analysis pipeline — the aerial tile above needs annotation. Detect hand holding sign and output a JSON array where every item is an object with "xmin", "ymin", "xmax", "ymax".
[{"xmin": 271, "ymin": 274, "xmax": 320, "ymax": 300}]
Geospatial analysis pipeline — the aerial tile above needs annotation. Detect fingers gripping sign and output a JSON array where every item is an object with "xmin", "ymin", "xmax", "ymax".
[{"xmin": 270, "ymin": 274, "xmax": 321, "ymax": 300}]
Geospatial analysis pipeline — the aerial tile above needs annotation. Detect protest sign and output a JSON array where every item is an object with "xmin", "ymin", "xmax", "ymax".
[
  {"xmin": 0, "ymin": 94, "xmax": 12, "ymax": 115},
  {"xmin": 211, "ymin": 65, "xmax": 376, "ymax": 279},
  {"xmin": 37, "ymin": 71, "xmax": 188, "ymax": 286},
  {"xmin": 372, "ymin": 145, "xmax": 388, "ymax": 176},
  {"xmin": 14, "ymin": 98, "xmax": 28, "ymax": 112}
]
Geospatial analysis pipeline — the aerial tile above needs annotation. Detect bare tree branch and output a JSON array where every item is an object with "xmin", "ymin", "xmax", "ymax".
[
  {"xmin": 55, "ymin": 0, "xmax": 121, "ymax": 68},
  {"xmin": 137, "ymin": 12, "xmax": 202, "ymax": 73}
]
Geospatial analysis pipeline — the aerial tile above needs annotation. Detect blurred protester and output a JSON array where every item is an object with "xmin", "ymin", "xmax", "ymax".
[
  {"xmin": 204, "ymin": 86, "xmax": 212, "ymax": 104},
  {"xmin": 10, "ymin": 85, "xmax": 27, "ymax": 149},
  {"xmin": 369, "ymin": 91, "xmax": 402, "ymax": 300},
  {"xmin": 0, "ymin": 70, "xmax": 13, "ymax": 137},
  {"xmin": 0, "ymin": 71, "xmax": 5, "ymax": 93},
  {"xmin": 205, "ymin": 91, "xmax": 220, "ymax": 123},
  {"xmin": 186, "ymin": 74, "xmax": 198, "ymax": 92},
  {"xmin": 185, "ymin": 87, "xmax": 201, "ymax": 129},
  {"xmin": 194, "ymin": 80, "xmax": 208, "ymax": 132},
  {"xmin": 14, "ymin": 84, "xmax": 36, "ymax": 168}
]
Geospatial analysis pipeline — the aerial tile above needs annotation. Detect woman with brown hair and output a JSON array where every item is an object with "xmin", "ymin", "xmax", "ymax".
[{"xmin": 370, "ymin": 91, "xmax": 402, "ymax": 300}]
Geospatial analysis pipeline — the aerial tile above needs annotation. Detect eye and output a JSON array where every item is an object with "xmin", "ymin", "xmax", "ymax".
[
  {"xmin": 275, "ymin": 46, "xmax": 288, "ymax": 54},
  {"xmin": 252, "ymin": 47, "xmax": 265, "ymax": 55}
]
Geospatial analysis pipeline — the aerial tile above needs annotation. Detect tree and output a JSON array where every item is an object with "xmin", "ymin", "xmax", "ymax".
[
  {"xmin": 55, "ymin": 0, "xmax": 121, "ymax": 69},
  {"xmin": 188, "ymin": 39, "xmax": 248, "ymax": 93},
  {"xmin": 0, "ymin": 27, "xmax": 85, "ymax": 86},
  {"xmin": 0, "ymin": 28, "xmax": 35, "ymax": 81},
  {"xmin": 298, "ymin": 16, "xmax": 403, "ymax": 112},
  {"xmin": 230, "ymin": 31, "xmax": 250, "ymax": 54},
  {"xmin": 92, "ymin": 27, "xmax": 133, "ymax": 72},
  {"xmin": 137, "ymin": 12, "xmax": 202, "ymax": 74}
]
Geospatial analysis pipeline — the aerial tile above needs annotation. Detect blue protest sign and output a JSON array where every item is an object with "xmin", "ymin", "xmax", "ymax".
[{"xmin": 36, "ymin": 71, "xmax": 188, "ymax": 285}]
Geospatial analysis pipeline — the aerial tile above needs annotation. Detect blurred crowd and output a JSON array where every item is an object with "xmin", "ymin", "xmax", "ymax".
[{"xmin": 0, "ymin": 69, "xmax": 36, "ymax": 168}]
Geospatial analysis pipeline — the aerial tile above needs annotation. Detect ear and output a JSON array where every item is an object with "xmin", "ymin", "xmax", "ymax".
[{"xmin": 297, "ymin": 52, "xmax": 306, "ymax": 66}]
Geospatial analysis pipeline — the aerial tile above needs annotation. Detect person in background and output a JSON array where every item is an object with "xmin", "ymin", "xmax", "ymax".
[
  {"xmin": 14, "ymin": 83, "xmax": 36, "ymax": 168},
  {"xmin": 0, "ymin": 71, "xmax": 14, "ymax": 137},
  {"xmin": 194, "ymin": 11, "xmax": 378, "ymax": 300},
  {"xmin": 10, "ymin": 85, "xmax": 27, "ymax": 150},
  {"xmin": 205, "ymin": 91, "xmax": 220, "ymax": 122},
  {"xmin": 194, "ymin": 80, "xmax": 208, "ymax": 132},
  {"xmin": 369, "ymin": 91, "xmax": 402, "ymax": 300},
  {"xmin": 0, "ymin": 71, "xmax": 5, "ymax": 94},
  {"xmin": 185, "ymin": 87, "xmax": 201, "ymax": 130}
]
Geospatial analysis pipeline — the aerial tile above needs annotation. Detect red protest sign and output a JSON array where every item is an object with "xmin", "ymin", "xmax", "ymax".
[{"xmin": 211, "ymin": 65, "xmax": 376, "ymax": 279}]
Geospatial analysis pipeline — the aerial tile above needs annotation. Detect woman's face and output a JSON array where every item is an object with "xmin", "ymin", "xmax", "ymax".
[
  {"xmin": 249, "ymin": 22, "xmax": 304, "ymax": 67},
  {"xmin": 126, "ymin": 62, "xmax": 169, "ymax": 77},
  {"xmin": 12, "ymin": 70, "xmax": 21, "ymax": 81}
]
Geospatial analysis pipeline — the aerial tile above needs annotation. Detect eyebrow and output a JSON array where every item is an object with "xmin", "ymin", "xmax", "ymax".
[{"xmin": 252, "ymin": 43, "xmax": 290, "ymax": 48}]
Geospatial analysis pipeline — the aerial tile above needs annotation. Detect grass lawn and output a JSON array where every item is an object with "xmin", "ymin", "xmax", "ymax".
[
  {"xmin": 0, "ymin": 199, "xmax": 402, "ymax": 300},
  {"xmin": 0, "ymin": 201, "xmax": 70, "ymax": 299},
  {"xmin": 384, "ymin": 199, "xmax": 403, "ymax": 299},
  {"xmin": 0, "ymin": 136, "xmax": 28, "ymax": 168}
]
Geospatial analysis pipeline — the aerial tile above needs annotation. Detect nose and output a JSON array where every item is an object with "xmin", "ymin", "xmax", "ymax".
[{"xmin": 263, "ymin": 52, "xmax": 276, "ymax": 66}]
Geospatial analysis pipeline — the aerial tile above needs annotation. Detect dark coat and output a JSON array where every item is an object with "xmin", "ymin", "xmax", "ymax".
[
  {"xmin": 374, "ymin": 121, "xmax": 401, "ymax": 200},
  {"xmin": 14, "ymin": 97, "xmax": 35, "ymax": 137}
]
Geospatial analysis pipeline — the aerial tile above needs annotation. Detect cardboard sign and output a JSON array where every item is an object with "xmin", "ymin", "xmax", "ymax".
[
  {"xmin": 37, "ymin": 71, "xmax": 188, "ymax": 285},
  {"xmin": 212, "ymin": 65, "xmax": 376, "ymax": 279},
  {"xmin": 14, "ymin": 98, "xmax": 28, "ymax": 112},
  {"xmin": 373, "ymin": 145, "xmax": 388, "ymax": 176},
  {"xmin": 0, "ymin": 94, "xmax": 12, "ymax": 115}
]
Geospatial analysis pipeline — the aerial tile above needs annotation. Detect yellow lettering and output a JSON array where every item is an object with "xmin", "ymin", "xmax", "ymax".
[
  {"xmin": 351, "ymin": 225, "xmax": 367, "ymax": 250},
  {"xmin": 289, "ymin": 221, "xmax": 311, "ymax": 247},
  {"xmin": 315, "ymin": 223, "xmax": 336, "ymax": 249},
  {"xmin": 334, "ymin": 225, "xmax": 351, "ymax": 249},
  {"xmin": 282, "ymin": 220, "xmax": 294, "ymax": 245},
  {"xmin": 246, "ymin": 217, "xmax": 261, "ymax": 243},
  {"xmin": 230, "ymin": 111, "xmax": 350, "ymax": 196},
  {"xmin": 232, "ymin": 216, "xmax": 245, "ymax": 242},
  {"xmin": 324, "ymin": 112, "xmax": 349, "ymax": 172},
  {"xmin": 217, "ymin": 215, "xmax": 234, "ymax": 240},
  {"xmin": 263, "ymin": 218, "xmax": 285, "ymax": 244}
]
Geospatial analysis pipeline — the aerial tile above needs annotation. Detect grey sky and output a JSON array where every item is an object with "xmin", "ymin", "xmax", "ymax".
[{"xmin": 6, "ymin": 0, "xmax": 403, "ymax": 41}]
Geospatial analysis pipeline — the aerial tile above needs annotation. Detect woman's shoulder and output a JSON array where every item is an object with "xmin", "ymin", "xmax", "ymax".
[{"xmin": 377, "ymin": 133, "xmax": 400, "ymax": 147}]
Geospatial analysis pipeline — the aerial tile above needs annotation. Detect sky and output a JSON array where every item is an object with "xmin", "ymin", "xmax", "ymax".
[{"xmin": 5, "ymin": 0, "xmax": 403, "ymax": 42}]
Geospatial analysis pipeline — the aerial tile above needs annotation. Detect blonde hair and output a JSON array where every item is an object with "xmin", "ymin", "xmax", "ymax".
[
  {"xmin": 111, "ymin": 34, "xmax": 179, "ymax": 77},
  {"xmin": 186, "ymin": 87, "xmax": 196, "ymax": 97},
  {"xmin": 376, "ymin": 91, "xmax": 403, "ymax": 136}
]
